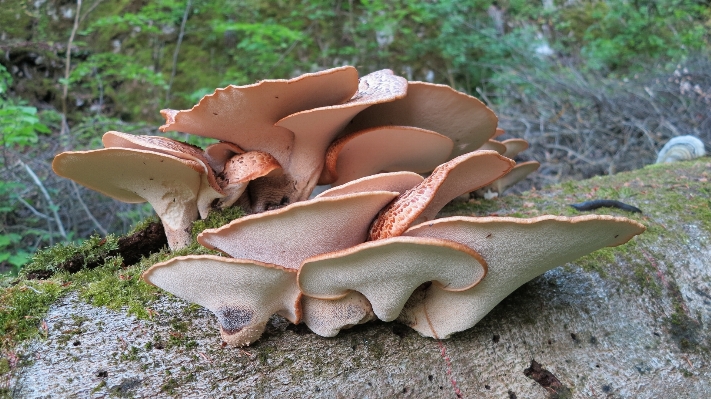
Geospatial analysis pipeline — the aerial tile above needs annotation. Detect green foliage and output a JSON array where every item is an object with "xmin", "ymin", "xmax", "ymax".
[{"xmin": 0, "ymin": 65, "xmax": 50, "ymax": 150}]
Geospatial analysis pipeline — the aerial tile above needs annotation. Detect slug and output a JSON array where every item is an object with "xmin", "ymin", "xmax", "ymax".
[{"xmin": 569, "ymin": 200, "xmax": 642, "ymax": 213}]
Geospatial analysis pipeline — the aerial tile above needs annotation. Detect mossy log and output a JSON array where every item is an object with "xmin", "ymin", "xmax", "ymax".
[{"xmin": 5, "ymin": 159, "xmax": 711, "ymax": 398}]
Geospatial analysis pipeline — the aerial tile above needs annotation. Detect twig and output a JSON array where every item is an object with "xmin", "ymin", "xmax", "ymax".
[
  {"xmin": 61, "ymin": 0, "xmax": 83, "ymax": 149},
  {"xmin": 18, "ymin": 160, "xmax": 67, "ymax": 240},
  {"xmin": 15, "ymin": 197, "xmax": 53, "ymax": 221},
  {"xmin": 166, "ymin": 0, "xmax": 192, "ymax": 103},
  {"xmin": 70, "ymin": 181, "xmax": 108, "ymax": 235}
]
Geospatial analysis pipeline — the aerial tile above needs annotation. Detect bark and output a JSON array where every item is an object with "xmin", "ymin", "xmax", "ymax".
[{"xmin": 7, "ymin": 160, "xmax": 711, "ymax": 398}]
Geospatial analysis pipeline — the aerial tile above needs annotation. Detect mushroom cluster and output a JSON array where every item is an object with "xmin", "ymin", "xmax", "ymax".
[{"xmin": 53, "ymin": 66, "xmax": 645, "ymax": 346}]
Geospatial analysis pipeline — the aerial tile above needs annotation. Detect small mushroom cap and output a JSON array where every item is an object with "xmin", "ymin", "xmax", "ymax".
[
  {"xmin": 159, "ymin": 66, "xmax": 358, "ymax": 169},
  {"xmin": 493, "ymin": 127, "xmax": 505, "ymax": 138},
  {"xmin": 316, "ymin": 171, "xmax": 424, "ymax": 199},
  {"xmin": 500, "ymin": 138, "xmax": 530, "ymax": 159},
  {"xmin": 217, "ymin": 151, "xmax": 283, "ymax": 209},
  {"xmin": 205, "ymin": 142, "xmax": 245, "ymax": 174},
  {"xmin": 369, "ymin": 150, "xmax": 515, "ymax": 240},
  {"xmin": 301, "ymin": 292, "xmax": 375, "ymax": 337},
  {"xmin": 320, "ymin": 126, "xmax": 454, "ymax": 186},
  {"xmin": 340, "ymin": 81, "xmax": 498, "ymax": 159},
  {"xmin": 399, "ymin": 215, "xmax": 646, "ymax": 338},
  {"xmin": 143, "ymin": 255, "xmax": 301, "ymax": 347},
  {"xmin": 273, "ymin": 69, "xmax": 408, "ymax": 198},
  {"xmin": 53, "ymin": 148, "xmax": 203, "ymax": 249},
  {"xmin": 491, "ymin": 161, "xmax": 540, "ymax": 194},
  {"xmin": 298, "ymin": 236, "xmax": 487, "ymax": 322},
  {"xmin": 197, "ymin": 191, "xmax": 400, "ymax": 270},
  {"xmin": 478, "ymin": 140, "xmax": 507, "ymax": 154},
  {"xmin": 102, "ymin": 131, "xmax": 225, "ymax": 219}
]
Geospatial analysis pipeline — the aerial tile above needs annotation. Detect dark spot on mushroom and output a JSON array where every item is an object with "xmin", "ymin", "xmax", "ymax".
[
  {"xmin": 213, "ymin": 112, "xmax": 218, "ymax": 115},
  {"xmin": 280, "ymin": 196, "xmax": 289, "ymax": 206},
  {"xmin": 275, "ymin": 96, "xmax": 279, "ymax": 99},
  {"xmin": 492, "ymin": 334, "xmax": 500, "ymax": 343},
  {"xmin": 216, "ymin": 306, "xmax": 254, "ymax": 334}
]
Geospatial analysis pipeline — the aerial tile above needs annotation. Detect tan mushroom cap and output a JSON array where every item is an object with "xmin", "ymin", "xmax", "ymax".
[
  {"xmin": 316, "ymin": 171, "xmax": 424, "ymax": 199},
  {"xmin": 301, "ymin": 292, "xmax": 376, "ymax": 337},
  {"xmin": 52, "ymin": 148, "xmax": 203, "ymax": 250},
  {"xmin": 159, "ymin": 66, "xmax": 359, "ymax": 170},
  {"xmin": 102, "ymin": 131, "xmax": 224, "ymax": 219},
  {"xmin": 197, "ymin": 191, "xmax": 399, "ymax": 270},
  {"xmin": 319, "ymin": 126, "xmax": 454, "ymax": 186},
  {"xmin": 400, "ymin": 215, "xmax": 646, "ymax": 338},
  {"xmin": 143, "ymin": 255, "xmax": 301, "ymax": 347},
  {"xmin": 500, "ymin": 138, "xmax": 530, "ymax": 158},
  {"xmin": 490, "ymin": 161, "xmax": 540, "ymax": 196},
  {"xmin": 204, "ymin": 141, "xmax": 245, "ymax": 174},
  {"xmin": 274, "ymin": 70, "xmax": 408, "ymax": 199},
  {"xmin": 478, "ymin": 140, "xmax": 507, "ymax": 154},
  {"xmin": 217, "ymin": 151, "xmax": 283, "ymax": 209},
  {"xmin": 369, "ymin": 150, "xmax": 515, "ymax": 240},
  {"xmin": 493, "ymin": 127, "xmax": 505, "ymax": 138},
  {"xmin": 340, "ymin": 81, "xmax": 498, "ymax": 159},
  {"xmin": 298, "ymin": 236, "xmax": 487, "ymax": 322}
]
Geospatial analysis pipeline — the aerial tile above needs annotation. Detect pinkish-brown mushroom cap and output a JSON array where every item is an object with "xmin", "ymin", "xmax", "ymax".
[
  {"xmin": 339, "ymin": 81, "xmax": 498, "ymax": 159},
  {"xmin": 399, "ymin": 215, "xmax": 645, "ymax": 338},
  {"xmin": 53, "ymin": 147, "xmax": 204, "ymax": 249},
  {"xmin": 298, "ymin": 236, "xmax": 487, "ymax": 321},
  {"xmin": 197, "ymin": 191, "xmax": 399, "ymax": 270},
  {"xmin": 368, "ymin": 150, "xmax": 515, "ymax": 240},
  {"xmin": 143, "ymin": 255, "xmax": 301, "ymax": 347},
  {"xmin": 319, "ymin": 126, "xmax": 453, "ymax": 186},
  {"xmin": 315, "ymin": 171, "xmax": 424, "ymax": 199}
]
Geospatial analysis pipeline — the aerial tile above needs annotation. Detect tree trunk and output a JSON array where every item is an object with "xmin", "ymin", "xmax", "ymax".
[{"xmin": 8, "ymin": 159, "xmax": 711, "ymax": 398}]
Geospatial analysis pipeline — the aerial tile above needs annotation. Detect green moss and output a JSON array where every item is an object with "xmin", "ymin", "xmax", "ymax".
[
  {"xmin": 191, "ymin": 206, "xmax": 246, "ymax": 238},
  {"xmin": 0, "ymin": 280, "xmax": 67, "ymax": 349},
  {"xmin": 20, "ymin": 234, "xmax": 120, "ymax": 278}
]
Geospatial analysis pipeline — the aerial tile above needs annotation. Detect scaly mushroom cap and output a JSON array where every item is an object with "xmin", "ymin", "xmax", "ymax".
[
  {"xmin": 400, "ymin": 215, "xmax": 646, "ymax": 338},
  {"xmin": 204, "ymin": 142, "xmax": 245, "ymax": 174},
  {"xmin": 298, "ymin": 236, "xmax": 487, "ymax": 322},
  {"xmin": 500, "ymin": 138, "xmax": 530, "ymax": 159},
  {"xmin": 52, "ymin": 148, "xmax": 203, "ymax": 250},
  {"xmin": 316, "ymin": 171, "xmax": 424, "ymax": 199},
  {"xmin": 274, "ymin": 69, "xmax": 408, "ymax": 198},
  {"xmin": 369, "ymin": 150, "xmax": 515, "ymax": 240},
  {"xmin": 474, "ymin": 161, "xmax": 540, "ymax": 199},
  {"xmin": 301, "ymin": 292, "xmax": 376, "ymax": 337},
  {"xmin": 340, "ymin": 81, "xmax": 498, "ymax": 159},
  {"xmin": 159, "ymin": 67, "xmax": 358, "ymax": 211},
  {"xmin": 143, "ymin": 255, "xmax": 301, "ymax": 347},
  {"xmin": 102, "ymin": 131, "xmax": 225, "ymax": 219},
  {"xmin": 217, "ymin": 151, "xmax": 283, "ymax": 209},
  {"xmin": 319, "ymin": 126, "xmax": 454, "ymax": 186},
  {"xmin": 197, "ymin": 191, "xmax": 399, "ymax": 270}
]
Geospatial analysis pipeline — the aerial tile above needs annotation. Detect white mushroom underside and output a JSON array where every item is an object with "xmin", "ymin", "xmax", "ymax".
[{"xmin": 400, "ymin": 215, "xmax": 645, "ymax": 338}]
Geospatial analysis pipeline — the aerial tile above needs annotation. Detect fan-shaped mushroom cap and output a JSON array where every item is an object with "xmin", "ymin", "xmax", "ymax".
[
  {"xmin": 143, "ymin": 255, "xmax": 301, "ymax": 347},
  {"xmin": 500, "ymin": 138, "xmax": 530, "ymax": 158},
  {"xmin": 274, "ymin": 70, "xmax": 408, "ymax": 198},
  {"xmin": 369, "ymin": 150, "xmax": 515, "ymax": 240},
  {"xmin": 400, "ymin": 215, "xmax": 646, "ymax": 338},
  {"xmin": 299, "ymin": 236, "xmax": 487, "ymax": 321},
  {"xmin": 493, "ymin": 127, "xmax": 505, "ymax": 138},
  {"xmin": 159, "ymin": 67, "xmax": 358, "ymax": 210},
  {"xmin": 316, "ymin": 171, "xmax": 424, "ymax": 199},
  {"xmin": 340, "ymin": 82, "xmax": 498, "ymax": 159},
  {"xmin": 205, "ymin": 142, "xmax": 245, "ymax": 174},
  {"xmin": 198, "ymin": 191, "xmax": 399, "ymax": 270},
  {"xmin": 217, "ymin": 151, "xmax": 283, "ymax": 209},
  {"xmin": 478, "ymin": 140, "xmax": 507, "ymax": 154},
  {"xmin": 301, "ymin": 292, "xmax": 376, "ymax": 337},
  {"xmin": 474, "ymin": 161, "xmax": 540, "ymax": 199},
  {"xmin": 102, "ymin": 131, "xmax": 224, "ymax": 219},
  {"xmin": 319, "ymin": 126, "xmax": 453, "ymax": 186},
  {"xmin": 53, "ymin": 148, "xmax": 203, "ymax": 249}
]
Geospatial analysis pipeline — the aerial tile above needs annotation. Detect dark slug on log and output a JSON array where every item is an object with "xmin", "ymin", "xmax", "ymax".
[{"xmin": 569, "ymin": 200, "xmax": 642, "ymax": 213}]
